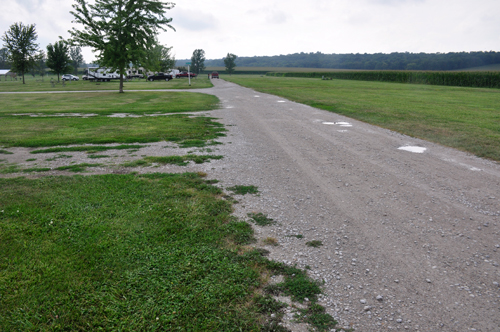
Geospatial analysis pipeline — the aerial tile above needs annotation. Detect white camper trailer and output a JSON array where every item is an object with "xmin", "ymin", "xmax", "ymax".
[{"xmin": 83, "ymin": 67, "xmax": 120, "ymax": 81}]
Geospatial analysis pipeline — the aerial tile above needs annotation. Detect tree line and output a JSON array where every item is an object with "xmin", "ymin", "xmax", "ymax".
[{"xmin": 202, "ymin": 51, "xmax": 500, "ymax": 71}]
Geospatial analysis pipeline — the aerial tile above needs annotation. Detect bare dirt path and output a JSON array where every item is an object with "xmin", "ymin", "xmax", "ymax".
[{"xmin": 202, "ymin": 79, "xmax": 500, "ymax": 331}]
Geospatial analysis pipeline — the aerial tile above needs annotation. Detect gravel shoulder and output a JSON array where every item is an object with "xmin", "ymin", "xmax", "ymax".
[
  {"xmin": 2, "ymin": 79, "xmax": 500, "ymax": 331},
  {"xmin": 204, "ymin": 79, "xmax": 500, "ymax": 331}
]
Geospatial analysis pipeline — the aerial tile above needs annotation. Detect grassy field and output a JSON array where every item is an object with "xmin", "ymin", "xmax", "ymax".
[
  {"xmin": 0, "ymin": 92, "xmax": 223, "ymax": 148},
  {"xmin": 0, "ymin": 75, "xmax": 212, "ymax": 92},
  {"xmin": 0, "ymin": 173, "xmax": 287, "ymax": 330},
  {"xmin": 224, "ymin": 75, "xmax": 500, "ymax": 161},
  {"xmin": 0, "ymin": 87, "xmax": 337, "ymax": 330}
]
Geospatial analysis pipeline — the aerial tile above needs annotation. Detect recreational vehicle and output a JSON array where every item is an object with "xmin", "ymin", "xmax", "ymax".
[{"xmin": 83, "ymin": 67, "xmax": 120, "ymax": 81}]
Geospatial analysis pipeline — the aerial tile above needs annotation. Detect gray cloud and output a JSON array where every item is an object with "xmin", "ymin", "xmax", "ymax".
[
  {"xmin": 171, "ymin": 8, "xmax": 217, "ymax": 32},
  {"xmin": 266, "ymin": 10, "xmax": 288, "ymax": 24}
]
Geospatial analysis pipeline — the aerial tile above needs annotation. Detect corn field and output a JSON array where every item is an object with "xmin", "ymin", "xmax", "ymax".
[{"xmin": 266, "ymin": 71, "xmax": 500, "ymax": 89}]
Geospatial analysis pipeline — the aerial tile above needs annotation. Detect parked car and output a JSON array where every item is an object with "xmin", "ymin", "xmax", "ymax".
[
  {"xmin": 211, "ymin": 71, "xmax": 219, "ymax": 79},
  {"xmin": 175, "ymin": 71, "xmax": 196, "ymax": 78},
  {"xmin": 147, "ymin": 73, "xmax": 173, "ymax": 81},
  {"xmin": 62, "ymin": 74, "xmax": 79, "ymax": 81}
]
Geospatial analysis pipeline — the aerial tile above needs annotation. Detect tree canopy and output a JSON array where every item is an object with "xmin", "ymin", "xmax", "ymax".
[
  {"xmin": 69, "ymin": 0, "xmax": 175, "ymax": 92},
  {"xmin": 70, "ymin": 46, "xmax": 84, "ymax": 75},
  {"xmin": 204, "ymin": 51, "xmax": 500, "ymax": 71},
  {"xmin": 224, "ymin": 53, "xmax": 237, "ymax": 75},
  {"xmin": 1, "ymin": 22, "xmax": 41, "ymax": 84},
  {"xmin": 46, "ymin": 41, "xmax": 72, "ymax": 82},
  {"xmin": 144, "ymin": 43, "xmax": 175, "ymax": 73},
  {"xmin": 190, "ymin": 49, "xmax": 205, "ymax": 75}
]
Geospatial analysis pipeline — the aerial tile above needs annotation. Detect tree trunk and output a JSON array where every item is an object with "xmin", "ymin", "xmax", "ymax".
[
  {"xmin": 119, "ymin": 73, "xmax": 124, "ymax": 93},
  {"xmin": 22, "ymin": 71, "xmax": 25, "ymax": 84}
]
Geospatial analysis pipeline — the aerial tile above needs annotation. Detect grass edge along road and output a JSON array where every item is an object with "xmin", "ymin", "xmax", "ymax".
[
  {"xmin": 224, "ymin": 75, "xmax": 500, "ymax": 162},
  {"xmin": 0, "ymin": 174, "xmax": 337, "ymax": 331}
]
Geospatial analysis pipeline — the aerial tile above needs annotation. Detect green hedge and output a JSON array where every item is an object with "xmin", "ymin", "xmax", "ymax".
[{"xmin": 266, "ymin": 71, "xmax": 500, "ymax": 89}]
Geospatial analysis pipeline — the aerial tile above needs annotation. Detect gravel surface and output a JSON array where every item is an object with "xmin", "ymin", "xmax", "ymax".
[{"xmin": 2, "ymin": 79, "xmax": 500, "ymax": 331}]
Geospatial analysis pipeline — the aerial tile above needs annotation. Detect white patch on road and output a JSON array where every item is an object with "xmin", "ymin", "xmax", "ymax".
[
  {"xmin": 398, "ymin": 146, "xmax": 427, "ymax": 153},
  {"xmin": 226, "ymin": 106, "xmax": 235, "ymax": 109},
  {"xmin": 338, "ymin": 130, "xmax": 348, "ymax": 133},
  {"xmin": 322, "ymin": 121, "xmax": 353, "ymax": 127},
  {"xmin": 277, "ymin": 100, "xmax": 286, "ymax": 103},
  {"xmin": 254, "ymin": 95, "xmax": 260, "ymax": 98},
  {"xmin": 336, "ymin": 122, "xmax": 353, "ymax": 127},
  {"xmin": 442, "ymin": 158, "xmax": 482, "ymax": 171}
]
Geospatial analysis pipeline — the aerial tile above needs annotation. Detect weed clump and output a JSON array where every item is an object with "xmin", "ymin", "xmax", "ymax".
[
  {"xmin": 263, "ymin": 237, "xmax": 279, "ymax": 246},
  {"xmin": 227, "ymin": 185, "xmax": 259, "ymax": 195},
  {"xmin": 306, "ymin": 240, "xmax": 323, "ymax": 248},
  {"xmin": 248, "ymin": 212, "xmax": 275, "ymax": 226}
]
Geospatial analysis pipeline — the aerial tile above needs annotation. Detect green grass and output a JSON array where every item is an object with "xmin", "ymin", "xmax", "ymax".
[
  {"xmin": 306, "ymin": 240, "xmax": 323, "ymax": 248},
  {"xmin": 55, "ymin": 163, "xmax": 101, "ymax": 172},
  {"xmin": 0, "ymin": 75, "xmax": 213, "ymax": 92},
  {"xmin": 248, "ymin": 212, "xmax": 275, "ymax": 226},
  {"xmin": 0, "ymin": 115, "xmax": 225, "ymax": 148},
  {"xmin": 32, "ymin": 145, "xmax": 148, "ymax": 154},
  {"xmin": 227, "ymin": 185, "xmax": 260, "ymax": 195},
  {"xmin": 121, "ymin": 155, "xmax": 223, "ymax": 167},
  {"xmin": 87, "ymin": 154, "xmax": 110, "ymax": 159},
  {"xmin": 0, "ymin": 91, "xmax": 219, "ymax": 116},
  {"xmin": 287, "ymin": 234, "xmax": 304, "ymax": 239},
  {"xmin": 0, "ymin": 149, "xmax": 13, "ymax": 154},
  {"xmin": 0, "ymin": 173, "xmax": 336, "ymax": 331},
  {"xmin": 224, "ymin": 75, "xmax": 500, "ymax": 161}
]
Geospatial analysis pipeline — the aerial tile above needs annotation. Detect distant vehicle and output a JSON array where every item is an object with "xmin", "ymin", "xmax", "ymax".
[
  {"xmin": 211, "ymin": 71, "xmax": 219, "ymax": 79},
  {"xmin": 83, "ymin": 67, "xmax": 120, "ymax": 81},
  {"xmin": 147, "ymin": 73, "xmax": 173, "ymax": 81},
  {"xmin": 169, "ymin": 69, "xmax": 180, "ymax": 77},
  {"xmin": 127, "ymin": 73, "xmax": 144, "ymax": 79},
  {"xmin": 62, "ymin": 74, "xmax": 79, "ymax": 81},
  {"xmin": 175, "ymin": 71, "xmax": 196, "ymax": 78},
  {"xmin": 126, "ymin": 68, "xmax": 145, "ymax": 79}
]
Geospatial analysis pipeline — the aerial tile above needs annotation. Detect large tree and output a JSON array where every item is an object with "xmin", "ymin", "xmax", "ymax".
[
  {"xmin": 70, "ymin": 46, "xmax": 84, "ymax": 75},
  {"xmin": 46, "ymin": 41, "xmax": 72, "ymax": 82},
  {"xmin": 190, "ymin": 49, "xmax": 205, "ymax": 75},
  {"xmin": 69, "ymin": 0, "xmax": 175, "ymax": 93},
  {"xmin": 0, "ymin": 47, "xmax": 10, "ymax": 68},
  {"xmin": 1, "ymin": 22, "xmax": 41, "ymax": 84},
  {"xmin": 224, "ymin": 53, "xmax": 237, "ymax": 75},
  {"xmin": 144, "ymin": 44, "xmax": 175, "ymax": 73}
]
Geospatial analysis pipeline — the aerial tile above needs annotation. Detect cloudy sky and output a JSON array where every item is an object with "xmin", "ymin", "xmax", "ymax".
[{"xmin": 1, "ymin": 0, "xmax": 499, "ymax": 62}]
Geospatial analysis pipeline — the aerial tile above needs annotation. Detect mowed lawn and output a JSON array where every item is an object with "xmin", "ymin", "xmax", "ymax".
[
  {"xmin": 0, "ymin": 92, "xmax": 223, "ymax": 148},
  {"xmin": 0, "ymin": 75, "xmax": 212, "ymax": 92},
  {"xmin": 224, "ymin": 75, "xmax": 500, "ymax": 161},
  {"xmin": 0, "ymin": 173, "xmax": 263, "ymax": 330},
  {"xmin": 0, "ymin": 90, "xmax": 336, "ymax": 331}
]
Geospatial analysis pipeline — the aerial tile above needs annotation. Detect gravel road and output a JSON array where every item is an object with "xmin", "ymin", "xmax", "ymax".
[
  {"xmin": 203, "ymin": 79, "xmax": 500, "ymax": 331},
  {"xmin": 2, "ymin": 79, "xmax": 500, "ymax": 331}
]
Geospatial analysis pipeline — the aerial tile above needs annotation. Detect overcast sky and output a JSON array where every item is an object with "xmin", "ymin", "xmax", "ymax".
[{"xmin": 1, "ymin": 0, "xmax": 499, "ymax": 62}]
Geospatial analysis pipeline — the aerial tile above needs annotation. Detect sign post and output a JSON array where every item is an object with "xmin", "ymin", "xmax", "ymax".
[{"xmin": 186, "ymin": 62, "xmax": 191, "ymax": 86}]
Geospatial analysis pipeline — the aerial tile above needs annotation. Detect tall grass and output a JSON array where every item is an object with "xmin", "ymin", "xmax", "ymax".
[{"xmin": 267, "ymin": 71, "xmax": 500, "ymax": 89}]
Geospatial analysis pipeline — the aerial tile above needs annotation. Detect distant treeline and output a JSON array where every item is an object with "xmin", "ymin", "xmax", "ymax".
[
  {"xmin": 180, "ymin": 51, "xmax": 500, "ymax": 71},
  {"xmin": 267, "ymin": 71, "xmax": 500, "ymax": 89}
]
